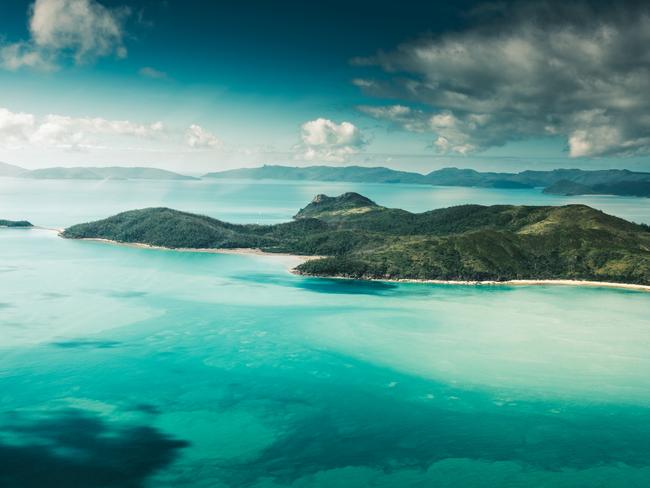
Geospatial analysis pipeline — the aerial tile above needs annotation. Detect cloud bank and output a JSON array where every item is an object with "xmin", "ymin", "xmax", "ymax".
[
  {"xmin": 298, "ymin": 118, "xmax": 367, "ymax": 162},
  {"xmin": 0, "ymin": 107, "xmax": 220, "ymax": 151},
  {"xmin": 0, "ymin": 107, "xmax": 163, "ymax": 149},
  {"xmin": 355, "ymin": 2, "xmax": 650, "ymax": 158},
  {"xmin": 1, "ymin": 0, "xmax": 130, "ymax": 70}
]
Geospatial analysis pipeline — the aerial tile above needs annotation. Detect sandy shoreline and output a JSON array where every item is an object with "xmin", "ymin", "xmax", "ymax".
[
  {"xmin": 67, "ymin": 236, "xmax": 317, "ymax": 266},
  {"xmin": 292, "ymin": 272, "xmax": 650, "ymax": 292},
  {"xmin": 58, "ymin": 235, "xmax": 650, "ymax": 292}
]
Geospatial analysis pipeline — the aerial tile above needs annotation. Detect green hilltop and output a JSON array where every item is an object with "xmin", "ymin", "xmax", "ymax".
[{"xmin": 62, "ymin": 193, "xmax": 650, "ymax": 285}]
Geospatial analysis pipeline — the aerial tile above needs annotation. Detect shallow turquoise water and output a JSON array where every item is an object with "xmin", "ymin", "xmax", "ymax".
[{"xmin": 1, "ymin": 179, "xmax": 650, "ymax": 487}]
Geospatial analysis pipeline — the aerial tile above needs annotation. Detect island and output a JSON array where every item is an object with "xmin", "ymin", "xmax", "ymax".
[
  {"xmin": 0, "ymin": 162, "xmax": 27, "ymax": 177},
  {"xmin": 0, "ymin": 219, "xmax": 33, "ymax": 228},
  {"xmin": 204, "ymin": 165, "xmax": 650, "ymax": 197},
  {"xmin": 22, "ymin": 166, "xmax": 197, "ymax": 181},
  {"xmin": 61, "ymin": 192, "xmax": 650, "ymax": 286},
  {"xmin": 543, "ymin": 179, "xmax": 650, "ymax": 197}
]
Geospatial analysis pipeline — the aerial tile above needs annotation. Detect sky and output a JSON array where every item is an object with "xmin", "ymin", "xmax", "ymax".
[{"xmin": 0, "ymin": 0, "xmax": 649, "ymax": 173}]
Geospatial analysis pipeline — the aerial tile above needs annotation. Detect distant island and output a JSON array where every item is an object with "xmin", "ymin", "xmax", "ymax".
[
  {"xmin": 543, "ymin": 179, "xmax": 650, "ymax": 197},
  {"xmin": 0, "ymin": 219, "xmax": 33, "ymax": 228},
  {"xmin": 0, "ymin": 163, "xmax": 197, "ymax": 181},
  {"xmin": 0, "ymin": 162, "xmax": 27, "ymax": 177},
  {"xmin": 62, "ymin": 192, "xmax": 650, "ymax": 286},
  {"xmin": 204, "ymin": 165, "xmax": 650, "ymax": 197},
  {"xmin": 23, "ymin": 166, "xmax": 198, "ymax": 181},
  {"xmin": 4, "ymin": 162, "xmax": 650, "ymax": 195}
]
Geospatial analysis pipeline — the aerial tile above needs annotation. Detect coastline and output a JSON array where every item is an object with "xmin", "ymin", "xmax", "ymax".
[
  {"xmin": 60, "ymin": 235, "xmax": 650, "ymax": 292},
  {"xmin": 291, "ymin": 272, "xmax": 650, "ymax": 292},
  {"xmin": 64, "ymin": 236, "xmax": 317, "ymax": 266}
]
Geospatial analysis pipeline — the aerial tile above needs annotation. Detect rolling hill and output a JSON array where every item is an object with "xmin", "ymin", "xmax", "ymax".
[{"xmin": 62, "ymin": 193, "xmax": 650, "ymax": 285}]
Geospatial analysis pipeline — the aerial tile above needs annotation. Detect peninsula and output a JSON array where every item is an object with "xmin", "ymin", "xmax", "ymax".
[{"xmin": 62, "ymin": 193, "xmax": 650, "ymax": 286}]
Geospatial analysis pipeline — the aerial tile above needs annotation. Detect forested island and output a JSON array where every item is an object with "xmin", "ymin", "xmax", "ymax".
[
  {"xmin": 0, "ymin": 219, "xmax": 33, "ymax": 228},
  {"xmin": 62, "ymin": 193, "xmax": 650, "ymax": 285},
  {"xmin": 204, "ymin": 165, "xmax": 650, "ymax": 197}
]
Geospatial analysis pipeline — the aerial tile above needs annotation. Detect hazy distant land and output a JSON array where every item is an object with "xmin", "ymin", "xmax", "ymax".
[
  {"xmin": 0, "ymin": 162, "xmax": 197, "ymax": 181},
  {"xmin": 3, "ymin": 161, "xmax": 650, "ymax": 196},
  {"xmin": 205, "ymin": 165, "xmax": 650, "ymax": 197}
]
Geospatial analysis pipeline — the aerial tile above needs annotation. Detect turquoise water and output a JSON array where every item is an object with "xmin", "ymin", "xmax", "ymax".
[
  {"xmin": 1, "ymin": 177, "xmax": 649, "ymax": 227},
  {"xmin": 2, "ymin": 178, "xmax": 650, "ymax": 487}
]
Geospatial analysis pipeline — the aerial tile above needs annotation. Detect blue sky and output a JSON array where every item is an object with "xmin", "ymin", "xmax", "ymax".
[{"xmin": 1, "ymin": 0, "xmax": 649, "ymax": 172}]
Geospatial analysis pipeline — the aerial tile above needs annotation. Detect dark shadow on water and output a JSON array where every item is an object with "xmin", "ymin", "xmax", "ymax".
[
  {"xmin": 130, "ymin": 403, "xmax": 162, "ymax": 415},
  {"xmin": 299, "ymin": 278, "xmax": 402, "ymax": 295},
  {"xmin": 0, "ymin": 302, "xmax": 12, "ymax": 309},
  {"xmin": 235, "ymin": 273, "xmax": 402, "ymax": 296},
  {"xmin": 0, "ymin": 409, "xmax": 188, "ymax": 488},
  {"xmin": 50, "ymin": 339, "xmax": 122, "ymax": 349}
]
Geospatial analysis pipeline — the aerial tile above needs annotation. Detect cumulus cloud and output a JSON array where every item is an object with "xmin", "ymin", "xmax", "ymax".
[
  {"xmin": 1, "ymin": 0, "xmax": 130, "ymax": 70},
  {"xmin": 0, "ymin": 106, "xmax": 164, "ymax": 149},
  {"xmin": 185, "ymin": 124, "xmax": 221, "ymax": 149},
  {"xmin": 297, "ymin": 118, "xmax": 367, "ymax": 162},
  {"xmin": 354, "ymin": 2, "xmax": 650, "ymax": 158}
]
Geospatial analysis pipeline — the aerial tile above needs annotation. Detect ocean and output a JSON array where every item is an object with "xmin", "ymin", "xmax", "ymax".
[{"xmin": 1, "ymin": 177, "xmax": 650, "ymax": 487}]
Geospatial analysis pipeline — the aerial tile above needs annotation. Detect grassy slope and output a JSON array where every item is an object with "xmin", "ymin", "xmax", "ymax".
[{"xmin": 62, "ymin": 193, "xmax": 650, "ymax": 285}]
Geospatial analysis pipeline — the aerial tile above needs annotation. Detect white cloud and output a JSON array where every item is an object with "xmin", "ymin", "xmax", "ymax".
[
  {"xmin": 185, "ymin": 124, "xmax": 221, "ymax": 149},
  {"xmin": 139, "ymin": 67, "xmax": 167, "ymax": 79},
  {"xmin": 0, "ymin": 43, "xmax": 53, "ymax": 71},
  {"xmin": 298, "ymin": 118, "xmax": 367, "ymax": 162},
  {"xmin": 0, "ymin": 107, "xmax": 164, "ymax": 149},
  {"xmin": 354, "ymin": 3, "xmax": 650, "ymax": 158},
  {"xmin": 0, "ymin": 108, "xmax": 37, "ymax": 148},
  {"xmin": 1, "ymin": 0, "xmax": 130, "ymax": 70}
]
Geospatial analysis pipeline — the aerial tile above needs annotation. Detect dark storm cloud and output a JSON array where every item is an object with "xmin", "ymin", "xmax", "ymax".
[{"xmin": 354, "ymin": 1, "xmax": 650, "ymax": 158}]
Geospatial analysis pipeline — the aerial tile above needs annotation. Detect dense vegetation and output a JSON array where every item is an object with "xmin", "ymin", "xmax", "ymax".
[
  {"xmin": 0, "ymin": 219, "xmax": 33, "ymax": 227},
  {"xmin": 62, "ymin": 192, "xmax": 650, "ymax": 285},
  {"xmin": 544, "ymin": 179, "xmax": 650, "ymax": 197},
  {"xmin": 205, "ymin": 164, "xmax": 650, "ymax": 197}
]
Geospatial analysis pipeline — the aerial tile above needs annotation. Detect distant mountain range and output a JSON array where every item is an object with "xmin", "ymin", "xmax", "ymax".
[
  {"xmin": 0, "ymin": 162, "xmax": 28, "ymax": 177},
  {"xmin": 0, "ymin": 163, "xmax": 197, "ymax": 180},
  {"xmin": 2, "ymin": 162, "xmax": 650, "ymax": 196},
  {"xmin": 205, "ymin": 165, "xmax": 650, "ymax": 197}
]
